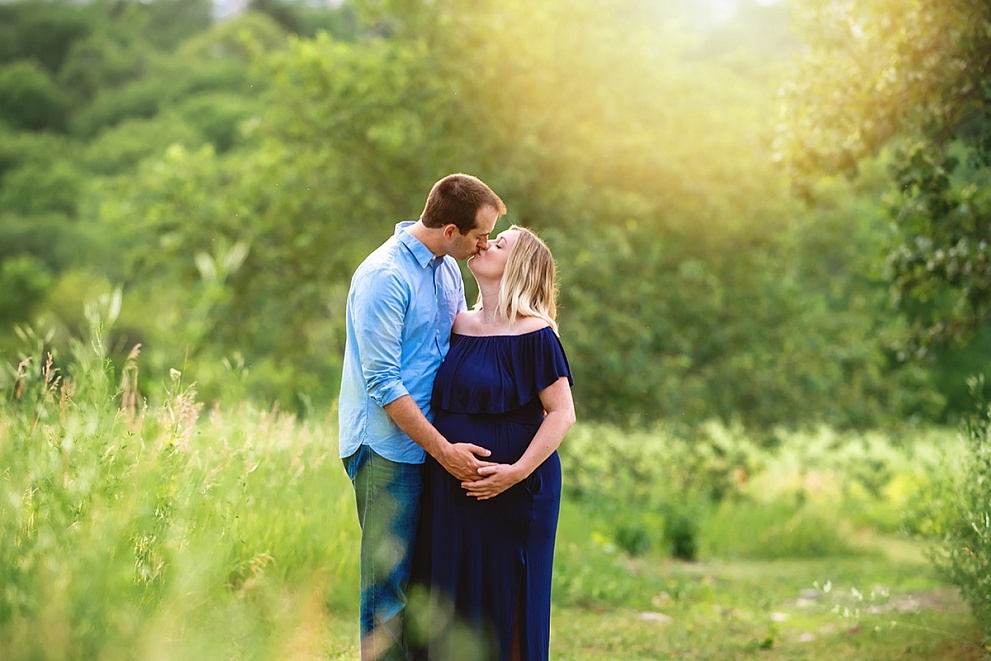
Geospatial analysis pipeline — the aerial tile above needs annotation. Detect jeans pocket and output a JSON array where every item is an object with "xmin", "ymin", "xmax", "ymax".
[{"xmin": 343, "ymin": 445, "xmax": 370, "ymax": 482}]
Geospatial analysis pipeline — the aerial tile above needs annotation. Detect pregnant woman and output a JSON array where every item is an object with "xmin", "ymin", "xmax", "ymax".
[{"xmin": 414, "ymin": 225, "xmax": 576, "ymax": 661}]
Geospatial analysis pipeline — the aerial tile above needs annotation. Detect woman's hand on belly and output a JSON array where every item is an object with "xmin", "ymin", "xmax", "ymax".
[{"xmin": 461, "ymin": 463, "xmax": 525, "ymax": 500}]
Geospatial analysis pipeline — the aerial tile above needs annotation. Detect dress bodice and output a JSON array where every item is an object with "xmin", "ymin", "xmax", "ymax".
[{"xmin": 431, "ymin": 326, "xmax": 573, "ymax": 416}]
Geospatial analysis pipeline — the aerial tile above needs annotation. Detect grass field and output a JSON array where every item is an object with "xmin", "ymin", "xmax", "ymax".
[
  {"xmin": 0, "ymin": 348, "xmax": 985, "ymax": 660},
  {"xmin": 315, "ymin": 501, "xmax": 984, "ymax": 660},
  {"xmin": 549, "ymin": 540, "xmax": 982, "ymax": 660}
]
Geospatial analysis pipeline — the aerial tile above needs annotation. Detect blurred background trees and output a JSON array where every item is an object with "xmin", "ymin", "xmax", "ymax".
[
  {"xmin": 779, "ymin": 0, "xmax": 991, "ymax": 396},
  {"xmin": 0, "ymin": 0, "xmax": 985, "ymax": 429}
]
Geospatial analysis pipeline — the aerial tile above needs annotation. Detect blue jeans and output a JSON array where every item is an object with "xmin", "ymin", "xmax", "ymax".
[{"xmin": 344, "ymin": 445, "xmax": 423, "ymax": 661}]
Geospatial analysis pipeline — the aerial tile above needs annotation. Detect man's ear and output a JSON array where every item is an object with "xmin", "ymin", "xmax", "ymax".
[{"xmin": 442, "ymin": 224, "xmax": 459, "ymax": 240}]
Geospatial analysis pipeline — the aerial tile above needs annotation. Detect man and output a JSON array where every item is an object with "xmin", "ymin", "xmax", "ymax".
[{"xmin": 339, "ymin": 173, "xmax": 507, "ymax": 660}]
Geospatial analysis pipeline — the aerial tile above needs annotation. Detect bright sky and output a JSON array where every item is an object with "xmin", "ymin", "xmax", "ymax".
[
  {"xmin": 709, "ymin": 0, "xmax": 784, "ymax": 23},
  {"xmin": 711, "ymin": 0, "xmax": 739, "ymax": 22}
]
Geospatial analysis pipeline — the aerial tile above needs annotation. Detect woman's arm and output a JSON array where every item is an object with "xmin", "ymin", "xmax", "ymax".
[{"xmin": 461, "ymin": 376, "xmax": 576, "ymax": 500}]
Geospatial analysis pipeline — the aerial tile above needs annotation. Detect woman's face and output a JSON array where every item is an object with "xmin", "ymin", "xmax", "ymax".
[{"xmin": 468, "ymin": 228, "xmax": 520, "ymax": 280}]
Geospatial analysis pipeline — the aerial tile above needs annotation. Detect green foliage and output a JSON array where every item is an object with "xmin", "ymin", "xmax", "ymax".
[
  {"xmin": 0, "ymin": 1, "xmax": 96, "ymax": 73},
  {"xmin": 174, "ymin": 92, "xmax": 262, "ymax": 152},
  {"xmin": 923, "ymin": 378, "xmax": 991, "ymax": 639},
  {"xmin": 94, "ymin": 142, "xmax": 345, "ymax": 405},
  {"xmin": 782, "ymin": 2, "xmax": 991, "ymax": 633},
  {"xmin": 0, "ymin": 159, "xmax": 80, "ymax": 216},
  {"xmin": 0, "ymin": 127, "xmax": 70, "ymax": 176},
  {"xmin": 0, "ymin": 0, "xmax": 978, "ymax": 428},
  {"xmin": 0, "ymin": 1, "xmax": 277, "ymax": 393},
  {"xmin": 177, "ymin": 11, "xmax": 289, "ymax": 61},
  {"xmin": 83, "ymin": 0, "xmax": 949, "ymax": 423},
  {"xmin": 560, "ymin": 422, "xmax": 950, "ymax": 561},
  {"xmin": 885, "ymin": 137, "xmax": 991, "ymax": 353},
  {"xmin": 39, "ymin": 269, "xmax": 118, "ymax": 346},
  {"xmin": 0, "ymin": 320, "xmax": 357, "ymax": 659},
  {"xmin": 0, "ymin": 60, "xmax": 67, "ymax": 132},
  {"xmin": 0, "ymin": 315, "xmax": 975, "ymax": 658},
  {"xmin": 118, "ymin": 0, "xmax": 214, "ymax": 52},
  {"xmin": 79, "ymin": 113, "xmax": 203, "ymax": 175},
  {"xmin": 779, "ymin": 0, "xmax": 990, "ymax": 185},
  {"xmin": 0, "ymin": 255, "xmax": 54, "ymax": 324},
  {"xmin": 663, "ymin": 501, "xmax": 704, "ymax": 561},
  {"xmin": 549, "ymin": 173, "xmax": 934, "ymax": 427},
  {"xmin": 247, "ymin": 0, "xmax": 305, "ymax": 34},
  {"xmin": 754, "ymin": 426, "xmax": 950, "ymax": 535},
  {"xmin": 702, "ymin": 499, "xmax": 864, "ymax": 560},
  {"xmin": 69, "ymin": 45, "xmax": 259, "ymax": 139},
  {"xmin": 561, "ymin": 422, "xmax": 762, "ymax": 558},
  {"xmin": 293, "ymin": 1, "xmax": 359, "ymax": 40},
  {"xmin": 70, "ymin": 73, "xmax": 181, "ymax": 138},
  {"xmin": 0, "ymin": 212, "xmax": 84, "ymax": 280},
  {"xmin": 780, "ymin": 0, "xmax": 991, "ymax": 353},
  {"xmin": 56, "ymin": 33, "xmax": 148, "ymax": 106}
]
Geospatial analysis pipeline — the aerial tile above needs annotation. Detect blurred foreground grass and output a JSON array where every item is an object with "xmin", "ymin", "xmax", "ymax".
[{"xmin": 0, "ymin": 336, "xmax": 981, "ymax": 660}]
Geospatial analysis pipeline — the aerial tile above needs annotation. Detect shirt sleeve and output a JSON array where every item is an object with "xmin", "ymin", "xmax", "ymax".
[{"xmin": 351, "ymin": 266, "xmax": 410, "ymax": 407}]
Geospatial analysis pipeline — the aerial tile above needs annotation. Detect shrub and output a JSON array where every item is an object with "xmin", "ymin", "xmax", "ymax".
[
  {"xmin": 924, "ymin": 377, "xmax": 991, "ymax": 639},
  {"xmin": 560, "ymin": 421, "xmax": 950, "ymax": 562},
  {"xmin": 560, "ymin": 421, "xmax": 760, "ymax": 559}
]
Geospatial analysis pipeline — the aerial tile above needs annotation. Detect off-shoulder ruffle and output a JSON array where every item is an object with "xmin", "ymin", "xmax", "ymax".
[{"xmin": 432, "ymin": 326, "xmax": 573, "ymax": 415}]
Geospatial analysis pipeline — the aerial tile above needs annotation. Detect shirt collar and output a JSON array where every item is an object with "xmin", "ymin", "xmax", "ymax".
[{"xmin": 395, "ymin": 221, "xmax": 437, "ymax": 268}]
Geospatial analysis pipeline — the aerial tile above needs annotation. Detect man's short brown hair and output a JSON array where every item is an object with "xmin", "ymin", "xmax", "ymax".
[{"xmin": 420, "ymin": 174, "xmax": 507, "ymax": 234}]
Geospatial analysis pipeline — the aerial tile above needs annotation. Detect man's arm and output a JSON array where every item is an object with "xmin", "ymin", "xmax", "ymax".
[
  {"xmin": 353, "ymin": 268, "xmax": 493, "ymax": 481},
  {"xmin": 384, "ymin": 395, "xmax": 494, "ymax": 482}
]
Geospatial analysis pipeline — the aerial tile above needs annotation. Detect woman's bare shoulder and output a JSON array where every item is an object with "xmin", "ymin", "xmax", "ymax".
[
  {"xmin": 514, "ymin": 316, "xmax": 552, "ymax": 334},
  {"xmin": 452, "ymin": 311, "xmax": 479, "ymax": 335}
]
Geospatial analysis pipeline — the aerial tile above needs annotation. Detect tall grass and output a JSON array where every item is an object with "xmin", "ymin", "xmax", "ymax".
[{"xmin": 0, "ymin": 318, "xmax": 359, "ymax": 660}]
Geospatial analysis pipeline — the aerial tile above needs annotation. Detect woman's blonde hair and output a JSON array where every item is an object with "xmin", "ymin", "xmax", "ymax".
[{"xmin": 478, "ymin": 225, "xmax": 559, "ymax": 333}]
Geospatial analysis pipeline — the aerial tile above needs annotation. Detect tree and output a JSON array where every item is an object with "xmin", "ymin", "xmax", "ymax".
[
  {"xmin": 779, "ymin": 0, "xmax": 991, "ymax": 355},
  {"xmin": 57, "ymin": 33, "xmax": 147, "ymax": 106},
  {"xmin": 114, "ymin": 0, "xmax": 213, "ymax": 52},
  {"xmin": 0, "ymin": 61, "xmax": 67, "ymax": 132},
  {"xmin": 86, "ymin": 0, "xmax": 940, "ymax": 425},
  {"xmin": 0, "ymin": 1, "xmax": 97, "ymax": 74}
]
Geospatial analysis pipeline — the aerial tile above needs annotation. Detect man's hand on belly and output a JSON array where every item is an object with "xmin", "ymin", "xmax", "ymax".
[{"xmin": 438, "ymin": 442, "xmax": 497, "ymax": 482}]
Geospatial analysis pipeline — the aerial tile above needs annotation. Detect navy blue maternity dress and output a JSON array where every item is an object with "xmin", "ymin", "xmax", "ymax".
[{"xmin": 417, "ymin": 326, "xmax": 573, "ymax": 661}]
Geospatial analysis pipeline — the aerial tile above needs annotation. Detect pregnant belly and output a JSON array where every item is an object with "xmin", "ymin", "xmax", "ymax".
[{"xmin": 434, "ymin": 411, "xmax": 538, "ymax": 465}]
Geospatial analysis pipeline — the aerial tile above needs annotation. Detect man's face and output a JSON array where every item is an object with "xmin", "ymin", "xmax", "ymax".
[{"xmin": 445, "ymin": 206, "xmax": 498, "ymax": 260}]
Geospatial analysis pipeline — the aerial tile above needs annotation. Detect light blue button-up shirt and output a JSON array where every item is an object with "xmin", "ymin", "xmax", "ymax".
[{"xmin": 338, "ymin": 221, "xmax": 467, "ymax": 463}]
